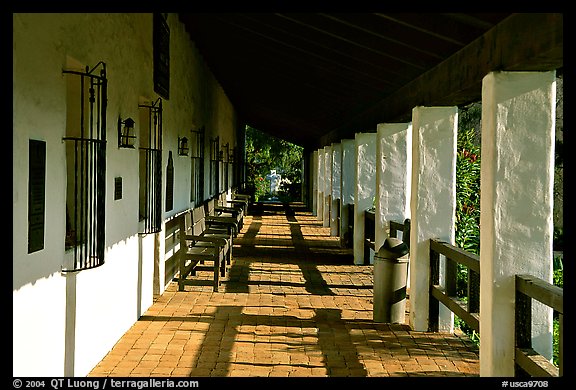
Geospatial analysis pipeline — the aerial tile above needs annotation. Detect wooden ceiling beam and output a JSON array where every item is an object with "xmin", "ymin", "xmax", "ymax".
[{"xmin": 320, "ymin": 13, "xmax": 563, "ymax": 148}]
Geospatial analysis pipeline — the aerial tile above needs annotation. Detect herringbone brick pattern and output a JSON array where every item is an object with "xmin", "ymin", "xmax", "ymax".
[{"xmin": 89, "ymin": 203, "xmax": 479, "ymax": 377}]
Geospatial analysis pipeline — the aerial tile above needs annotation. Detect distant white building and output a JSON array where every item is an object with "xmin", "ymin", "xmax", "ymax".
[{"xmin": 266, "ymin": 169, "xmax": 281, "ymax": 194}]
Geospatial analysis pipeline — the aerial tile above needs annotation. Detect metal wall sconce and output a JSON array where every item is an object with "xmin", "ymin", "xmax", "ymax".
[
  {"xmin": 178, "ymin": 136, "xmax": 189, "ymax": 156},
  {"xmin": 118, "ymin": 116, "xmax": 136, "ymax": 148}
]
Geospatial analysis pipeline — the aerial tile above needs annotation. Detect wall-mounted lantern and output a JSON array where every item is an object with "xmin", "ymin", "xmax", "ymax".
[
  {"xmin": 118, "ymin": 116, "xmax": 136, "ymax": 148},
  {"xmin": 178, "ymin": 136, "xmax": 189, "ymax": 156}
]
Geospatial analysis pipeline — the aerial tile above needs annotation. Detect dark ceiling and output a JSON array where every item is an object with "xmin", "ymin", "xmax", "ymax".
[{"xmin": 179, "ymin": 13, "xmax": 563, "ymax": 149}]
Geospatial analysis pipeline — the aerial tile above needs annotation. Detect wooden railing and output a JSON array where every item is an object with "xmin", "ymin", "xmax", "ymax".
[
  {"xmin": 427, "ymin": 238, "xmax": 562, "ymax": 377},
  {"xmin": 428, "ymin": 239, "xmax": 480, "ymax": 334},
  {"xmin": 364, "ymin": 210, "xmax": 376, "ymax": 265},
  {"xmin": 515, "ymin": 274, "xmax": 563, "ymax": 377},
  {"xmin": 390, "ymin": 219, "xmax": 410, "ymax": 246}
]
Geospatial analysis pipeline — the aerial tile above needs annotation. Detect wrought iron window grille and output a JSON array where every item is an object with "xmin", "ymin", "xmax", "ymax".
[
  {"xmin": 138, "ymin": 98, "xmax": 163, "ymax": 234},
  {"xmin": 62, "ymin": 61, "xmax": 107, "ymax": 272},
  {"xmin": 190, "ymin": 127, "xmax": 205, "ymax": 204}
]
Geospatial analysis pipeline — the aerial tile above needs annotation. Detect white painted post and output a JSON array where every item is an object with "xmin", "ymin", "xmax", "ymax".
[
  {"xmin": 375, "ymin": 122, "xmax": 412, "ymax": 252},
  {"xmin": 409, "ymin": 106, "xmax": 457, "ymax": 332},
  {"xmin": 354, "ymin": 132, "xmax": 377, "ymax": 265},
  {"xmin": 312, "ymin": 150, "xmax": 318, "ymax": 216},
  {"xmin": 331, "ymin": 143, "xmax": 342, "ymax": 237},
  {"xmin": 317, "ymin": 149, "xmax": 324, "ymax": 222},
  {"xmin": 340, "ymin": 139, "xmax": 356, "ymax": 248},
  {"xmin": 323, "ymin": 146, "xmax": 332, "ymax": 227},
  {"xmin": 479, "ymin": 71, "xmax": 556, "ymax": 376}
]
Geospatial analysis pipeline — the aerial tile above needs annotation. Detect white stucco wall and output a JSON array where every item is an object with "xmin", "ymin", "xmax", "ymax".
[
  {"xmin": 317, "ymin": 149, "xmax": 324, "ymax": 222},
  {"xmin": 323, "ymin": 146, "xmax": 332, "ymax": 227},
  {"xmin": 479, "ymin": 71, "xmax": 556, "ymax": 376},
  {"xmin": 340, "ymin": 139, "xmax": 356, "ymax": 246},
  {"xmin": 353, "ymin": 133, "xmax": 377, "ymax": 265},
  {"xmin": 340, "ymin": 139, "xmax": 356, "ymax": 206},
  {"xmin": 409, "ymin": 106, "xmax": 457, "ymax": 332},
  {"xmin": 330, "ymin": 143, "xmax": 342, "ymax": 237},
  {"xmin": 311, "ymin": 150, "xmax": 318, "ymax": 216},
  {"xmin": 331, "ymin": 143, "xmax": 342, "ymax": 201},
  {"xmin": 13, "ymin": 13, "xmax": 237, "ymax": 377},
  {"xmin": 375, "ymin": 122, "xmax": 412, "ymax": 252}
]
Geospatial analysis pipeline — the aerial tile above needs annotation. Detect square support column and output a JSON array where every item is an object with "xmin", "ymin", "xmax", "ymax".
[
  {"xmin": 479, "ymin": 71, "xmax": 556, "ymax": 376},
  {"xmin": 409, "ymin": 106, "xmax": 457, "ymax": 332},
  {"xmin": 340, "ymin": 139, "xmax": 356, "ymax": 248},
  {"xmin": 331, "ymin": 143, "xmax": 342, "ymax": 237},
  {"xmin": 317, "ymin": 149, "xmax": 324, "ymax": 222},
  {"xmin": 323, "ymin": 146, "xmax": 332, "ymax": 227},
  {"xmin": 354, "ymin": 132, "xmax": 377, "ymax": 265},
  {"xmin": 311, "ymin": 150, "xmax": 318, "ymax": 216},
  {"xmin": 375, "ymin": 122, "xmax": 412, "ymax": 252}
]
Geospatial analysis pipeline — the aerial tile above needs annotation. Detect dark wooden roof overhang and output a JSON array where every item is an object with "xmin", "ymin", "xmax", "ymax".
[{"xmin": 179, "ymin": 13, "xmax": 563, "ymax": 150}]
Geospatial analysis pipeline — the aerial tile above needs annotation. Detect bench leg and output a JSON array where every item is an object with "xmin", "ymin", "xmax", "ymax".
[
  {"xmin": 178, "ymin": 259, "xmax": 185, "ymax": 291},
  {"xmin": 220, "ymin": 256, "xmax": 226, "ymax": 277},
  {"xmin": 213, "ymin": 260, "xmax": 220, "ymax": 292}
]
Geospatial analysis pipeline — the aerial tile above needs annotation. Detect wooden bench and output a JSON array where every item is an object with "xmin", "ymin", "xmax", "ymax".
[
  {"xmin": 218, "ymin": 191, "xmax": 247, "ymax": 221},
  {"xmin": 208, "ymin": 196, "xmax": 244, "ymax": 233},
  {"xmin": 229, "ymin": 189, "xmax": 251, "ymax": 215},
  {"xmin": 177, "ymin": 206, "xmax": 233, "ymax": 292}
]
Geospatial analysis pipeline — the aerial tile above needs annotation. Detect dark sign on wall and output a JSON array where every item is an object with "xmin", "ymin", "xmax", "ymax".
[
  {"xmin": 165, "ymin": 151, "xmax": 174, "ymax": 212},
  {"xmin": 114, "ymin": 177, "xmax": 122, "ymax": 200},
  {"xmin": 28, "ymin": 140, "xmax": 46, "ymax": 253},
  {"xmin": 153, "ymin": 13, "xmax": 170, "ymax": 100}
]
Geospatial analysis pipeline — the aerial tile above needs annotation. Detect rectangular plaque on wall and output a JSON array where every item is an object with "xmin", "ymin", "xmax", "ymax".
[
  {"xmin": 165, "ymin": 151, "xmax": 174, "ymax": 212},
  {"xmin": 114, "ymin": 177, "xmax": 122, "ymax": 200},
  {"xmin": 153, "ymin": 13, "xmax": 170, "ymax": 100},
  {"xmin": 28, "ymin": 140, "xmax": 46, "ymax": 253}
]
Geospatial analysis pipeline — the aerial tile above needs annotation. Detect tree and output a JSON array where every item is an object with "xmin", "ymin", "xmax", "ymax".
[{"xmin": 245, "ymin": 125, "xmax": 303, "ymax": 202}]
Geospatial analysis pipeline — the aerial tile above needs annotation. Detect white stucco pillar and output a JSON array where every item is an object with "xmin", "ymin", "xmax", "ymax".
[
  {"xmin": 375, "ymin": 122, "xmax": 412, "ymax": 252},
  {"xmin": 312, "ymin": 150, "xmax": 318, "ymax": 216},
  {"xmin": 317, "ymin": 149, "xmax": 324, "ymax": 222},
  {"xmin": 323, "ymin": 146, "xmax": 332, "ymax": 227},
  {"xmin": 409, "ymin": 106, "xmax": 457, "ymax": 332},
  {"xmin": 331, "ymin": 143, "xmax": 342, "ymax": 237},
  {"xmin": 479, "ymin": 71, "xmax": 556, "ymax": 377},
  {"xmin": 340, "ymin": 139, "xmax": 356, "ymax": 247},
  {"xmin": 354, "ymin": 132, "xmax": 377, "ymax": 265}
]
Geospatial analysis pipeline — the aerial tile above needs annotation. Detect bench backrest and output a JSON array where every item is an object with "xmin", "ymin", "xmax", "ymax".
[
  {"xmin": 218, "ymin": 192, "xmax": 227, "ymax": 206},
  {"xmin": 205, "ymin": 198, "xmax": 216, "ymax": 217},
  {"xmin": 192, "ymin": 206, "xmax": 207, "ymax": 234}
]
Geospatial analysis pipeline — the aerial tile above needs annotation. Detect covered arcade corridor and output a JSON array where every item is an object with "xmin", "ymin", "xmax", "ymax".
[{"xmin": 89, "ymin": 204, "xmax": 479, "ymax": 377}]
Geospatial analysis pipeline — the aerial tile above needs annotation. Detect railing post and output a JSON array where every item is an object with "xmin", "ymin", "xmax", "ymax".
[
  {"xmin": 445, "ymin": 257, "xmax": 457, "ymax": 298},
  {"xmin": 403, "ymin": 219, "xmax": 411, "ymax": 247},
  {"xmin": 515, "ymin": 289, "xmax": 532, "ymax": 376},
  {"xmin": 428, "ymin": 245, "xmax": 440, "ymax": 332},
  {"xmin": 468, "ymin": 269, "xmax": 480, "ymax": 314}
]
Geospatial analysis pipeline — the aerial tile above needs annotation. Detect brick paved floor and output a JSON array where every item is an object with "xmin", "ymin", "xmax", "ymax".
[{"xmin": 88, "ymin": 202, "xmax": 479, "ymax": 378}]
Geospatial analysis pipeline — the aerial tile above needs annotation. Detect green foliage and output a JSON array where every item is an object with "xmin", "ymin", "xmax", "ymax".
[
  {"xmin": 455, "ymin": 125, "xmax": 481, "ymax": 256},
  {"xmin": 245, "ymin": 125, "xmax": 303, "ymax": 202},
  {"xmin": 454, "ymin": 104, "xmax": 482, "ymax": 342},
  {"xmin": 455, "ymin": 105, "xmax": 482, "ymax": 298}
]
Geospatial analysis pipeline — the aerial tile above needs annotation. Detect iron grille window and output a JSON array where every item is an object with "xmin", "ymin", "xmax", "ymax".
[
  {"xmin": 222, "ymin": 143, "xmax": 229, "ymax": 191},
  {"xmin": 62, "ymin": 62, "xmax": 107, "ymax": 272},
  {"xmin": 231, "ymin": 146, "xmax": 238, "ymax": 189},
  {"xmin": 190, "ymin": 127, "xmax": 205, "ymax": 204},
  {"xmin": 139, "ymin": 98, "xmax": 163, "ymax": 234},
  {"xmin": 209, "ymin": 136, "xmax": 220, "ymax": 197}
]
